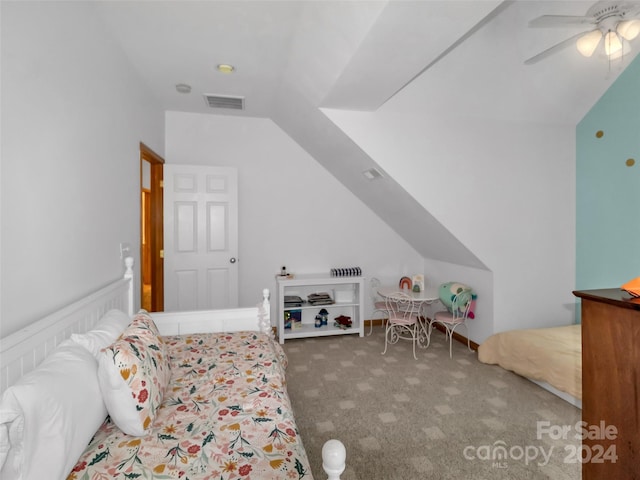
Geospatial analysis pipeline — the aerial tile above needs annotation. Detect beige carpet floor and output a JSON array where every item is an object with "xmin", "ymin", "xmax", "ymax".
[{"xmin": 282, "ymin": 327, "xmax": 581, "ymax": 480}]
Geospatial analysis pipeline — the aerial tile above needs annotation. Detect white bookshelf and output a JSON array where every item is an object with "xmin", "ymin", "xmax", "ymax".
[{"xmin": 276, "ymin": 274, "xmax": 365, "ymax": 344}]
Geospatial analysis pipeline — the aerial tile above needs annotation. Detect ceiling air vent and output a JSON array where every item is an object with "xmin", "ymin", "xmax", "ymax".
[{"xmin": 203, "ymin": 94, "xmax": 245, "ymax": 110}]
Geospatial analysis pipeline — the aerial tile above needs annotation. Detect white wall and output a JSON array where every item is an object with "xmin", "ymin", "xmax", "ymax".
[
  {"xmin": 165, "ymin": 111, "xmax": 425, "ymax": 319},
  {"xmin": 325, "ymin": 111, "xmax": 577, "ymax": 341},
  {"xmin": 1, "ymin": 2, "xmax": 164, "ymax": 336}
]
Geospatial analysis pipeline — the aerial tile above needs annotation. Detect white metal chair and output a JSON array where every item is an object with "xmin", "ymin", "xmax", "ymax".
[
  {"xmin": 381, "ymin": 292, "xmax": 423, "ymax": 360},
  {"xmin": 368, "ymin": 278, "xmax": 391, "ymax": 335},
  {"xmin": 430, "ymin": 288, "xmax": 474, "ymax": 358}
]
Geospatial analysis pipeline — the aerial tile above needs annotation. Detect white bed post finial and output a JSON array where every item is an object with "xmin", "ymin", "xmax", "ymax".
[
  {"xmin": 322, "ymin": 439, "xmax": 346, "ymax": 480},
  {"xmin": 124, "ymin": 256, "xmax": 134, "ymax": 317},
  {"xmin": 258, "ymin": 288, "xmax": 272, "ymax": 338}
]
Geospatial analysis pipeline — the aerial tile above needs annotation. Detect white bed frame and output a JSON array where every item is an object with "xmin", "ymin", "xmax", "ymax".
[
  {"xmin": 0, "ymin": 257, "xmax": 346, "ymax": 480},
  {"xmin": 527, "ymin": 378, "xmax": 582, "ymax": 410}
]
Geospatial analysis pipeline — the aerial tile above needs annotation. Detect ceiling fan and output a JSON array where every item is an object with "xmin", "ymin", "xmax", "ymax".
[{"xmin": 525, "ymin": 1, "xmax": 640, "ymax": 65}]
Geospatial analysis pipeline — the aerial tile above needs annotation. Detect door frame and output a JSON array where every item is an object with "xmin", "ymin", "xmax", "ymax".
[{"xmin": 140, "ymin": 142, "xmax": 164, "ymax": 312}]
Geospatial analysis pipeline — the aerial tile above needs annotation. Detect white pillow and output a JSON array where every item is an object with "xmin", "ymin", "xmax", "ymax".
[
  {"xmin": 70, "ymin": 309, "xmax": 131, "ymax": 357},
  {"xmin": 0, "ymin": 340, "xmax": 107, "ymax": 480},
  {"xmin": 0, "ymin": 416, "xmax": 17, "ymax": 473}
]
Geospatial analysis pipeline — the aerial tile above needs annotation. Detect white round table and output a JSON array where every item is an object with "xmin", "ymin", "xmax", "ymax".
[
  {"xmin": 377, "ymin": 286, "xmax": 441, "ymax": 347},
  {"xmin": 377, "ymin": 286, "xmax": 440, "ymax": 304}
]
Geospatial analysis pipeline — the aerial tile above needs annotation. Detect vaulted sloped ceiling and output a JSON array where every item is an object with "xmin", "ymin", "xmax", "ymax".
[
  {"xmin": 93, "ymin": 0, "xmax": 637, "ymax": 270},
  {"xmin": 267, "ymin": 0, "xmax": 500, "ymax": 269},
  {"xmin": 271, "ymin": 85, "xmax": 486, "ymax": 269}
]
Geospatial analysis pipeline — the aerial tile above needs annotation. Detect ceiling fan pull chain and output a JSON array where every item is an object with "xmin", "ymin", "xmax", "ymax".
[{"xmin": 608, "ymin": 32, "xmax": 611, "ymax": 73}]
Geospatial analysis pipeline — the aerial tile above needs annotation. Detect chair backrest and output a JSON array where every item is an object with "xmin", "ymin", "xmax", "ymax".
[
  {"xmin": 449, "ymin": 289, "xmax": 473, "ymax": 322},
  {"xmin": 385, "ymin": 292, "xmax": 420, "ymax": 322}
]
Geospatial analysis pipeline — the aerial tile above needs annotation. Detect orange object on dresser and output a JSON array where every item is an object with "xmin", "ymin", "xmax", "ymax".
[{"xmin": 621, "ymin": 276, "xmax": 640, "ymax": 297}]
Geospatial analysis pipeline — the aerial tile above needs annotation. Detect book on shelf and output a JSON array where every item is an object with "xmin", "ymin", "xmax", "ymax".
[
  {"xmin": 284, "ymin": 309, "xmax": 302, "ymax": 329},
  {"xmin": 307, "ymin": 292, "xmax": 334, "ymax": 305},
  {"xmin": 284, "ymin": 295, "xmax": 304, "ymax": 308}
]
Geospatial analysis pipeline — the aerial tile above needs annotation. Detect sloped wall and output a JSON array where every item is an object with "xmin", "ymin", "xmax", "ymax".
[
  {"xmin": 576, "ymin": 56, "xmax": 640, "ymax": 292},
  {"xmin": 164, "ymin": 111, "xmax": 425, "ymax": 316}
]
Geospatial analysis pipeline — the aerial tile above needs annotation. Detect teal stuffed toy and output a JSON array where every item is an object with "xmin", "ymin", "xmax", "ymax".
[{"xmin": 438, "ymin": 282, "xmax": 477, "ymax": 319}]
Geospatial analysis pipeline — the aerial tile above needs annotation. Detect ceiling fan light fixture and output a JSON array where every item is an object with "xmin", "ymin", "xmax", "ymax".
[
  {"xmin": 617, "ymin": 19, "xmax": 640, "ymax": 40},
  {"xmin": 604, "ymin": 30, "xmax": 623, "ymax": 56},
  {"xmin": 576, "ymin": 29, "xmax": 603, "ymax": 57},
  {"xmin": 528, "ymin": 1, "xmax": 640, "ymax": 65},
  {"xmin": 608, "ymin": 38, "xmax": 632, "ymax": 60}
]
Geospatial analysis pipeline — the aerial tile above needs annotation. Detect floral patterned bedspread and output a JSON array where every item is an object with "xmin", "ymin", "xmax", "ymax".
[{"xmin": 68, "ymin": 332, "xmax": 313, "ymax": 480}]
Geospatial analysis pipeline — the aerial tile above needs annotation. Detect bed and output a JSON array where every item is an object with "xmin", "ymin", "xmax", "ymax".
[
  {"xmin": 477, "ymin": 324, "xmax": 582, "ymax": 408},
  {"xmin": 0, "ymin": 257, "xmax": 346, "ymax": 480}
]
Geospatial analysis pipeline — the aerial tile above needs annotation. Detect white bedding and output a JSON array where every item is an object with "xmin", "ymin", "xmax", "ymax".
[{"xmin": 478, "ymin": 324, "xmax": 582, "ymax": 400}]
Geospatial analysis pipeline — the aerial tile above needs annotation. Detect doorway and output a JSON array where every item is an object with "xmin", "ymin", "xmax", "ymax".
[{"xmin": 140, "ymin": 143, "xmax": 164, "ymax": 312}]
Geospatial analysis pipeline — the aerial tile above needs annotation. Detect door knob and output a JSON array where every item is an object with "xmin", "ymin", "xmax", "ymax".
[{"xmin": 230, "ymin": 257, "xmax": 237, "ymax": 264}]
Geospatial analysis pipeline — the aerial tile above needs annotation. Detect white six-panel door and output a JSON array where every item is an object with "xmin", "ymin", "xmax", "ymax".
[{"xmin": 164, "ymin": 165, "xmax": 238, "ymax": 312}]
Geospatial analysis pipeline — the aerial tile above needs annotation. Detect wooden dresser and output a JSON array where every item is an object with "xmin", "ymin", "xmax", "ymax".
[{"xmin": 573, "ymin": 288, "xmax": 640, "ymax": 480}]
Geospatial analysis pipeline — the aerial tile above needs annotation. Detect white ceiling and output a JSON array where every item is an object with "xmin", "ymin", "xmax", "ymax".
[
  {"xmin": 93, "ymin": 0, "xmax": 638, "ymax": 267},
  {"xmin": 94, "ymin": 0, "xmax": 638, "ymax": 119}
]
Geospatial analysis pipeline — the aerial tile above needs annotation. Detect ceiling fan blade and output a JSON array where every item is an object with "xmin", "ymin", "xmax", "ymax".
[
  {"xmin": 524, "ymin": 31, "xmax": 592, "ymax": 65},
  {"xmin": 529, "ymin": 14, "xmax": 596, "ymax": 28}
]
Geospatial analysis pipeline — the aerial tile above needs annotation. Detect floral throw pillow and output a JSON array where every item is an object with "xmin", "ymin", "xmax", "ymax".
[
  {"xmin": 134, "ymin": 309, "xmax": 162, "ymax": 337},
  {"xmin": 97, "ymin": 312, "xmax": 171, "ymax": 436}
]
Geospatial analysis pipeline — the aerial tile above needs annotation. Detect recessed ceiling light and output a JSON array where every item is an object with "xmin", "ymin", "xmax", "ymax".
[
  {"xmin": 217, "ymin": 64, "xmax": 235, "ymax": 74},
  {"xmin": 175, "ymin": 83, "xmax": 192, "ymax": 94}
]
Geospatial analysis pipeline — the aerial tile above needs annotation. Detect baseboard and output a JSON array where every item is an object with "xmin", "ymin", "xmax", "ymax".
[
  {"xmin": 364, "ymin": 318, "xmax": 479, "ymax": 351},
  {"xmin": 364, "ymin": 318, "xmax": 386, "ymax": 328}
]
